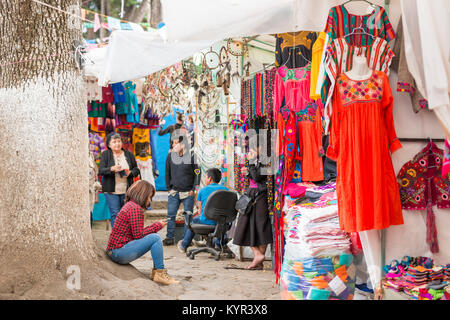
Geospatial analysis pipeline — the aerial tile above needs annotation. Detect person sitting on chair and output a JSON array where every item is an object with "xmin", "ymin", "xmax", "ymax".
[{"xmin": 177, "ymin": 168, "xmax": 228, "ymax": 253}]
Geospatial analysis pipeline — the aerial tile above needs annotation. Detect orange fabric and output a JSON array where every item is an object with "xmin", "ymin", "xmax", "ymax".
[
  {"xmin": 311, "ymin": 276, "xmax": 329, "ymax": 289},
  {"xmin": 298, "ymin": 106, "xmax": 324, "ymax": 181},
  {"xmin": 292, "ymin": 262, "xmax": 304, "ymax": 276},
  {"xmin": 334, "ymin": 265, "xmax": 348, "ymax": 282},
  {"xmin": 327, "ymin": 71, "xmax": 404, "ymax": 233}
]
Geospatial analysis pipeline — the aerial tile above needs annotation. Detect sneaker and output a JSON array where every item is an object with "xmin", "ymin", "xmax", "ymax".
[
  {"xmin": 177, "ymin": 240, "xmax": 186, "ymax": 253},
  {"xmin": 192, "ymin": 239, "xmax": 206, "ymax": 247},
  {"xmin": 152, "ymin": 269, "xmax": 180, "ymax": 285},
  {"xmin": 162, "ymin": 238, "xmax": 175, "ymax": 246}
]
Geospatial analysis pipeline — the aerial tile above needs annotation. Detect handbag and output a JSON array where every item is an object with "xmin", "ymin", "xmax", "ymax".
[{"xmin": 235, "ymin": 192, "xmax": 260, "ymax": 215}]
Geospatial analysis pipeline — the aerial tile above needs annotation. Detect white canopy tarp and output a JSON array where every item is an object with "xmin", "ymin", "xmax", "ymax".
[{"xmin": 90, "ymin": 0, "xmax": 344, "ymax": 85}]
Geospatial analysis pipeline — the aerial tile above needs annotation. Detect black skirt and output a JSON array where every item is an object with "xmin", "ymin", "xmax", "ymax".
[{"xmin": 233, "ymin": 188, "xmax": 273, "ymax": 247}]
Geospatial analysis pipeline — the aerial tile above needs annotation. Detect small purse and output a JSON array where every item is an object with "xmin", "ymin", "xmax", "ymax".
[{"xmin": 235, "ymin": 192, "xmax": 259, "ymax": 215}]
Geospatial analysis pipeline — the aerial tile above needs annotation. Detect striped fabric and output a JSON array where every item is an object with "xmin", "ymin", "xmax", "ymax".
[
  {"xmin": 325, "ymin": 4, "xmax": 396, "ymax": 46},
  {"xmin": 323, "ymin": 37, "xmax": 394, "ymax": 110}
]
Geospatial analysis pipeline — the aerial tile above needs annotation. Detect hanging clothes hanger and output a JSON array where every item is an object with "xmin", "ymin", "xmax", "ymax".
[
  {"xmin": 342, "ymin": 0, "xmax": 375, "ymax": 6},
  {"xmin": 343, "ymin": 22, "xmax": 374, "ymax": 40}
]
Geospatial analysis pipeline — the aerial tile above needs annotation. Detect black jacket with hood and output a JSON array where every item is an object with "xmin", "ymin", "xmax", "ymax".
[{"xmin": 99, "ymin": 133, "xmax": 140, "ymax": 193}]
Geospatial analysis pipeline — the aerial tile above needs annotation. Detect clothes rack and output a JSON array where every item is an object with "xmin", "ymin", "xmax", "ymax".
[{"xmin": 398, "ymin": 138, "xmax": 446, "ymax": 143}]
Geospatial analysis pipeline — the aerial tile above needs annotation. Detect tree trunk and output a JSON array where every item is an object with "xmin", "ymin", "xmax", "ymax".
[
  {"xmin": 150, "ymin": 0, "xmax": 162, "ymax": 28},
  {"xmin": 130, "ymin": 0, "xmax": 150, "ymax": 23},
  {"xmin": 0, "ymin": 0, "xmax": 96, "ymax": 294}
]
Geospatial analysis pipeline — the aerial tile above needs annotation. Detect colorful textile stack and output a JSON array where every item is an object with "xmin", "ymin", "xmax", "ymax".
[
  {"xmin": 280, "ymin": 254, "xmax": 356, "ymax": 300},
  {"xmin": 383, "ymin": 256, "xmax": 450, "ymax": 300},
  {"xmin": 279, "ymin": 181, "xmax": 354, "ymax": 300}
]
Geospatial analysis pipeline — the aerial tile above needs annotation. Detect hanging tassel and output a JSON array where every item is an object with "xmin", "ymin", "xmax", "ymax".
[
  {"xmin": 426, "ymin": 200, "xmax": 439, "ymax": 253},
  {"xmin": 426, "ymin": 178, "xmax": 439, "ymax": 253}
]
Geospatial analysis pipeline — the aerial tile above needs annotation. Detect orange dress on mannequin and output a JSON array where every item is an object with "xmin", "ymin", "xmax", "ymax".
[{"xmin": 327, "ymin": 70, "xmax": 404, "ymax": 232}]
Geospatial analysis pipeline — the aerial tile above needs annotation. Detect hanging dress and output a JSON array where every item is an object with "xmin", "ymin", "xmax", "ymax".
[
  {"xmin": 274, "ymin": 64, "xmax": 324, "ymax": 182},
  {"xmin": 327, "ymin": 70, "xmax": 403, "ymax": 233}
]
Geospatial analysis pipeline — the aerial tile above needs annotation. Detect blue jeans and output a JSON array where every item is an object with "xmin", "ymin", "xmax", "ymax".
[
  {"xmin": 181, "ymin": 217, "xmax": 202, "ymax": 248},
  {"xmin": 108, "ymin": 233, "xmax": 164, "ymax": 269},
  {"xmin": 166, "ymin": 193, "xmax": 194, "ymax": 239},
  {"xmin": 181, "ymin": 217, "xmax": 227, "ymax": 249},
  {"xmin": 104, "ymin": 193, "xmax": 125, "ymax": 228}
]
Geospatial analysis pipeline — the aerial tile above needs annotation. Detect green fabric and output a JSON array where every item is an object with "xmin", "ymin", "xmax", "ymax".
[{"xmin": 88, "ymin": 101, "xmax": 107, "ymax": 118}]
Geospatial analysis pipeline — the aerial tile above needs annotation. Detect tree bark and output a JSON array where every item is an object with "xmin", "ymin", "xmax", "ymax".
[
  {"xmin": 0, "ymin": 0, "xmax": 96, "ymax": 294},
  {"xmin": 150, "ymin": 0, "xmax": 162, "ymax": 28},
  {"xmin": 130, "ymin": 0, "xmax": 150, "ymax": 23}
]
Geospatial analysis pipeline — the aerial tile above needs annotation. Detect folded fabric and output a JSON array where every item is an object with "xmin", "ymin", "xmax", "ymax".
[{"xmin": 283, "ymin": 183, "xmax": 308, "ymax": 198}]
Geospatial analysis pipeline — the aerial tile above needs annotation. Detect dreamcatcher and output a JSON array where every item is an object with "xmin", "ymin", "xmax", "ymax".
[{"xmin": 203, "ymin": 47, "xmax": 221, "ymax": 70}]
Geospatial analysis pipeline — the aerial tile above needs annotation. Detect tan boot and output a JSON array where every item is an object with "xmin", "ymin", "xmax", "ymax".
[
  {"xmin": 150, "ymin": 268, "xmax": 156, "ymax": 280},
  {"xmin": 153, "ymin": 269, "xmax": 180, "ymax": 285}
]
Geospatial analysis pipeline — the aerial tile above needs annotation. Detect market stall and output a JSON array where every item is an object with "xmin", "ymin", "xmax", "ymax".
[{"xmin": 82, "ymin": 0, "xmax": 449, "ymax": 300}]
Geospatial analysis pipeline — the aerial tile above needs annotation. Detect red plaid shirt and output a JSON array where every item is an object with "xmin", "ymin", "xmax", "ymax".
[{"xmin": 106, "ymin": 200, "xmax": 163, "ymax": 250}]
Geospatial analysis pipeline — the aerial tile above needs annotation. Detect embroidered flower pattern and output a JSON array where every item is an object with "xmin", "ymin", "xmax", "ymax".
[{"xmin": 338, "ymin": 72, "xmax": 383, "ymax": 105}]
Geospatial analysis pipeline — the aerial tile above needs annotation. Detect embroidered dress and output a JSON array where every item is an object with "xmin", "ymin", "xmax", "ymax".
[
  {"xmin": 323, "ymin": 36, "xmax": 394, "ymax": 111},
  {"xmin": 274, "ymin": 65, "xmax": 324, "ymax": 182},
  {"xmin": 397, "ymin": 141, "xmax": 450, "ymax": 253},
  {"xmin": 275, "ymin": 31, "xmax": 318, "ymax": 69},
  {"xmin": 327, "ymin": 70, "xmax": 403, "ymax": 233}
]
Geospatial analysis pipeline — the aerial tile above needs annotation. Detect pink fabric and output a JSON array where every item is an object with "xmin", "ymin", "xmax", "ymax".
[
  {"xmin": 249, "ymin": 179, "xmax": 258, "ymax": 189},
  {"xmin": 283, "ymin": 183, "xmax": 307, "ymax": 198},
  {"xmin": 273, "ymin": 65, "xmax": 313, "ymax": 116},
  {"xmin": 443, "ymin": 139, "xmax": 450, "ymax": 178}
]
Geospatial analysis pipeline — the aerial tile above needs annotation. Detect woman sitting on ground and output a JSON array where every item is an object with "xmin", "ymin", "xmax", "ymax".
[{"xmin": 105, "ymin": 180, "xmax": 179, "ymax": 285}]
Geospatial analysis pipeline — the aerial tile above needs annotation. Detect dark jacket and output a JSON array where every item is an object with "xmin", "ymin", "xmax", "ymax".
[
  {"xmin": 247, "ymin": 161, "xmax": 268, "ymax": 193},
  {"xmin": 99, "ymin": 133, "xmax": 140, "ymax": 193},
  {"xmin": 165, "ymin": 150, "xmax": 201, "ymax": 192},
  {"xmin": 158, "ymin": 123, "xmax": 183, "ymax": 149}
]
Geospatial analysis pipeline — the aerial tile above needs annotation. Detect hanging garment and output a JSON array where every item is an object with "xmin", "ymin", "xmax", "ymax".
[
  {"xmin": 274, "ymin": 65, "xmax": 324, "ymax": 182},
  {"xmin": 125, "ymin": 81, "xmax": 140, "ymax": 123},
  {"xmin": 444, "ymin": 139, "xmax": 450, "ymax": 179},
  {"xmin": 397, "ymin": 141, "xmax": 450, "ymax": 253},
  {"xmin": 89, "ymin": 132, "xmax": 106, "ymax": 162},
  {"xmin": 132, "ymin": 127, "xmax": 151, "ymax": 161},
  {"xmin": 100, "ymin": 85, "xmax": 114, "ymax": 104},
  {"xmin": 111, "ymin": 82, "xmax": 126, "ymax": 103},
  {"xmin": 310, "ymin": 32, "xmax": 326, "ymax": 100},
  {"xmin": 327, "ymin": 70, "xmax": 403, "ymax": 233},
  {"xmin": 391, "ymin": 17, "xmax": 428, "ymax": 113},
  {"xmin": 85, "ymin": 76, "xmax": 103, "ymax": 101},
  {"xmin": 275, "ymin": 31, "xmax": 318, "ymax": 69},
  {"xmin": 324, "ymin": 4, "xmax": 396, "ymax": 46},
  {"xmin": 323, "ymin": 37, "xmax": 395, "ymax": 114},
  {"xmin": 88, "ymin": 101, "xmax": 107, "ymax": 118}
]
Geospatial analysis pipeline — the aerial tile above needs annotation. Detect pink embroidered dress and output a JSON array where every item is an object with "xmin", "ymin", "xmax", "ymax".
[{"xmin": 274, "ymin": 64, "xmax": 324, "ymax": 182}]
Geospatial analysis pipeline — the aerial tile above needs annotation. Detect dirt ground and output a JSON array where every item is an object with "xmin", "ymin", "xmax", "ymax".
[{"xmin": 90, "ymin": 219, "xmax": 281, "ymax": 300}]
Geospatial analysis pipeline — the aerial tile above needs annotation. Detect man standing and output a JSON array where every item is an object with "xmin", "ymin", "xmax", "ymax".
[
  {"xmin": 177, "ymin": 168, "xmax": 228, "ymax": 252},
  {"xmin": 158, "ymin": 112, "xmax": 186, "ymax": 151},
  {"xmin": 163, "ymin": 136, "xmax": 201, "ymax": 245}
]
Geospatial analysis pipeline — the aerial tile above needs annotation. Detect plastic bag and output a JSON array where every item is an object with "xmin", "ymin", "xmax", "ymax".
[{"xmin": 280, "ymin": 254, "xmax": 356, "ymax": 300}]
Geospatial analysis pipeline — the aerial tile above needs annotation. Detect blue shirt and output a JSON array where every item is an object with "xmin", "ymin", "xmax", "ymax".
[{"xmin": 197, "ymin": 183, "xmax": 228, "ymax": 225}]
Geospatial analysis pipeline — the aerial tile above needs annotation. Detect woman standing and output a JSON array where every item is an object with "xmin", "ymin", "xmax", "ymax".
[
  {"xmin": 106, "ymin": 180, "xmax": 179, "ymax": 285},
  {"xmin": 99, "ymin": 132, "xmax": 140, "ymax": 228},
  {"xmin": 233, "ymin": 144, "xmax": 273, "ymax": 270}
]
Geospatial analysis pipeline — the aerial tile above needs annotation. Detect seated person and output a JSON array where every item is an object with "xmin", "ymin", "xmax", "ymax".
[
  {"xmin": 177, "ymin": 168, "xmax": 228, "ymax": 253},
  {"xmin": 106, "ymin": 180, "xmax": 179, "ymax": 285}
]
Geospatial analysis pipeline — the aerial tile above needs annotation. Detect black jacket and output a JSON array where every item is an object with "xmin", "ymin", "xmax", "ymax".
[
  {"xmin": 247, "ymin": 161, "xmax": 268, "ymax": 193},
  {"xmin": 165, "ymin": 150, "xmax": 201, "ymax": 192},
  {"xmin": 158, "ymin": 123, "xmax": 183, "ymax": 149},
  {"xmin": 99, "ymin": 149, "xmax": 140, "ymax": 193}
]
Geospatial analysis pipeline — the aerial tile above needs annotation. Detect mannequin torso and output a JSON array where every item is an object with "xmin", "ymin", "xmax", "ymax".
[{"xmin": 346, "ymin": 52, "xmax": 372, "ymax": 80}]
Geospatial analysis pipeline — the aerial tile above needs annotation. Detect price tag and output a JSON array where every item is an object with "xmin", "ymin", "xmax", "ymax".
[{"xmin": 328, "ymin": 275, "xmax": 347, "ymax": 296}]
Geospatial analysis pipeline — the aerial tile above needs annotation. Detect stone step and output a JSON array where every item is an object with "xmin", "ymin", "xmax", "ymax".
[{"xmin": 144, "ymin": 209, "xmax": 167, "ymax": 217}]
